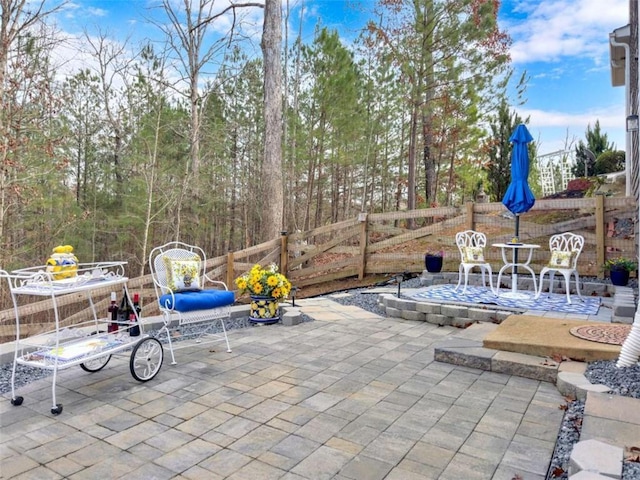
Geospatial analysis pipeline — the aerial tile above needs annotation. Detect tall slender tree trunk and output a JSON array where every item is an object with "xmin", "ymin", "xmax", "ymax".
[
  {"xmin": 404, "ymin": 105, "xmax": 418, "ymax": 214},
  {"xmin": 289, "ymin": 5, "xmax": 304, "ymax": 231},
  {"xmin": 261, "ymin": 0, "xmax": 284, "ymax": 241},
  {"xmin": 229, "ymin": 129, "xmax": 239, "ymax": 251},
  {"xmin": 140, "ymin": 97, "xmax": 164, "ymax": 277},
  {"xmin": 304, "ymin": 148, "xmax": 317, "ymax": 232},
  {"xmin": 421, "ymin": 0, "xmax": 436, "ymax": 205},
  {"xmin": 0, "ymin": 0, "xmax": 60, "ymax": 264},
  {"xmin": 190, "ymin": 78, "xmax": 201, "ymax": 175}
]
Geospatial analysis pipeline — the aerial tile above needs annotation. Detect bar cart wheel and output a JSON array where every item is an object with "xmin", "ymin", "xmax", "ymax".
[
  {"xmin": 80, "ymin": 354, "xmax": 112, "ymax": 372},
  {"xmin": 51, "ymin": 404, "xmax": 63, "ymax": 415},
  {"xmin": 130, "ymin": 338, "xmax": 163, "ymax": 382},
  {"xmin": 11, "ymin": 396, "xmax": 23, "ymax": 406}
]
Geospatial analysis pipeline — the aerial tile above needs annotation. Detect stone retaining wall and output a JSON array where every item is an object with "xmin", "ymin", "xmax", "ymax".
[{"xmin": 377, "ymin": 271, "xmax": 637, "ymax": 327}]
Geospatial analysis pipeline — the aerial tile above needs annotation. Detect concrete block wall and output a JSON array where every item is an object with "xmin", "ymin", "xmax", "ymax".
[
  {"xmin": 418, "ymin": 271, "xmax": 637, "ymax": 324},
  {"xmin": 379, "ymin": 293, "xmax": 511, "ymax": 327}
]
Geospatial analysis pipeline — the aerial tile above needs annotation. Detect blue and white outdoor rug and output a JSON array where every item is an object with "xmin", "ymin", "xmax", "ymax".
[{"xmin": 406, "ymin": 284, "xmax": 601, "ymax": 315}]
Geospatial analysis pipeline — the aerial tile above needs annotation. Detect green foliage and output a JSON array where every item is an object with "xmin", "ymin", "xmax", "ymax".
[
  {"xmin": 298, "ymin": 27, "xmax": 368, "ymax": 225},
  {"xmin": 366, "ymin": 0, "xmax": 511, "ymax": 207},
  {"xmin": 572, "ymin": 121, "xmax": 615, "ymax": 177},
  {"xmin": 603, "ymin": 257, "xmax": 638, "ymax": 272},
  {"xmin": 0, "ymin": 3, "xmax": 538, "ymax": 276},
  {"xmin": 483, "ymin": 99, "xmax": 530, "ymax": 202},
  {"xmin": 585, "ymin": 120, "xmax": 616, "ymax": 152},
  {"xmin": 594, "ymin": 150, "xmax": 625, "ymax": 175}
]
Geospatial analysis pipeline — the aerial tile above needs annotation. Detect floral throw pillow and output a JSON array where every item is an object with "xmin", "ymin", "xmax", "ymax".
[
  {"xmin": 163, "ymin": 255, "xmax": 201, "ymax": 291},
  {"xmin": 462, "ymin": 246, "xmax": 485, "ymax": 263},
  {"xmin": 548, "ymin": 250, "xmax": 574, "ymax": 269}
]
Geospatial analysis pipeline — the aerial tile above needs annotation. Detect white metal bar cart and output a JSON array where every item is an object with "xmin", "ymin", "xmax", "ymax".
[{"xmin": 1, "ymin": 262, "xmax": 163, "ymax": 415}]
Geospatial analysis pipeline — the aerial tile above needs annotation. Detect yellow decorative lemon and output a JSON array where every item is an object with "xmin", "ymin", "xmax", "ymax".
[{"xmin": 46, "ymin": 245, "xmax": 79, "ymax": 280}]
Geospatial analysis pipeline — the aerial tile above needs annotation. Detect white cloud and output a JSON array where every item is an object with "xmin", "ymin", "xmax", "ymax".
[
  {"xmin": 62, "ymin": 1, "xmax": 108, "ymax": 20},
  {"xmin": 86, "ymin": 7, "xmax": 108, "ymax": 17},
  {"xmin": 516, "ymin": 104, "xmax": 626, "ymax": 153},
  {"xmin": 501, "ymin": 1, "xmax": 629, "ymax": 153},
  {"xmin": 518, "ymin": 104, "xmax": 624, "ymax": 129},
  {"xmin": 531, "ymin": 66, "xmax": 565, "ymax": 80},
  {"xmin": 504, "ymin": 0, "xmax": 628, "ymax": 64}
]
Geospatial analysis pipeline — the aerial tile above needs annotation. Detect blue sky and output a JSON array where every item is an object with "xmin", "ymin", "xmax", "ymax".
[
  {"xmin": 56, "ymin": 0, "xmax": 628, "ymax": 155},
  {"xmin": 499, "ymin": 0, "xmax": 628, "ymax": 154}
]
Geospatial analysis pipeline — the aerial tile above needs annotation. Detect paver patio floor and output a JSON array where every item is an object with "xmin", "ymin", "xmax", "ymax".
[{"xmin": 1, "ymin": 297, "xmax": 565, "ymax": 480}]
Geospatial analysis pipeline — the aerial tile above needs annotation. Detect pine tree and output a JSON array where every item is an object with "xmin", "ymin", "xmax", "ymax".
[
  {"xmin": 368, "ymin": 0, "xmax": 510, "ymax": 208},
  {"xmin": 483, "ymin": 99, "xmax": 527, "ymax": 202},
  {"xmin": 571, "ymin": 121, "xmax": 615, "ymax": 178}
]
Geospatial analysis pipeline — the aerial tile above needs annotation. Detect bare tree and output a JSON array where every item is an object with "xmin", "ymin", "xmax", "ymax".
[
  {"xmin": 181, "ymin": 0, "xmax": 283, "ymax": 242},
  {"xmin": 0, "ymin": 0, "xmax": 62, "ymax": 89},
  {"xmin": 156, "ymin": 0, "xmax": 255, "ymax": 176},
  {"xmin": 160, "ymin": 0, "xmax": 206, "ymax": 176},
  {"xmin": 0, "ymin": 0, "xmax": 65, "ymax": 263},
  {"xmin": 83, "ymin": 31, "xmax": 136, "ymax": 205},
  {"xmin": 155, "ymin": 0, "xmax": 269, "ymax": 240}
]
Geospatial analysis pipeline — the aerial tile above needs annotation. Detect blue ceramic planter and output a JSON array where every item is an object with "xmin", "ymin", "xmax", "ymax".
[
  {"xmin": 610, "ymin": 269, "xmax": 630, "ymax": 287},
  {"xmin": 424, "ymin": 254, "xmax": 443, "ymax": 273},
  {"xmin": 249, "ymin": 295, "xmax": 280, "ymax": 324}
]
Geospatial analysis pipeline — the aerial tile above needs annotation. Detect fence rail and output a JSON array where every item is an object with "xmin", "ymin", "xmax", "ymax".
[{"xmin": 1, "ymin": 197, "xmax": 637, "ymax": 342}]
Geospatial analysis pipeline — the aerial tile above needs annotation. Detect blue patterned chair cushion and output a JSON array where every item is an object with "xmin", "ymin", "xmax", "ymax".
[{"xmin": 159, "ymin": 289, "xmax": 235, "ymax": 312}]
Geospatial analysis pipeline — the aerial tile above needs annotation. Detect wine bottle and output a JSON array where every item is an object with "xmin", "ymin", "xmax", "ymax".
[
  {"xmin": 133, "ymin": 293, "xmax": 142, "ymax": 317},
  {"xmin": 129, "ymin": 293, "xmax": 141, "ymax": 337},
  {"xmin": 108, "ymin": 292, "xmax": 119, "ymax": 333},
  {"xmin": 118, "ymin": 290, "xmax": 129, "ymax": 331}
]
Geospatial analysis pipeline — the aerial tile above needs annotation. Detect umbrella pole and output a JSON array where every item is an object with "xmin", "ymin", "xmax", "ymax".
[{"xmin": 513, "ymin": 215, "xmax": 520, "ymax": 294}]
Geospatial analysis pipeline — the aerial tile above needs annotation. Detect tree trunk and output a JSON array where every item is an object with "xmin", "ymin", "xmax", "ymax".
[
  {"xmin": 260, "ymin": 0, "xmax": 284, "ymax": 241},
  {"xmin": 421, "ymin": 0, "xmax": 436, "ymax": 205},
  {"xmin": 403, "ymin": 105, "xmax": 418, "ymax": 215}
]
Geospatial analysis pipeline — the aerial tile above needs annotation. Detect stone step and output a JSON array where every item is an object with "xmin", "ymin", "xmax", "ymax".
[
  {"xmin": 434, "ymin": 339, "xmax": 560, "ymax": 382},
  {"xmin": 569, "ymin": 439, "xmax": 623, "ymax": 479}
]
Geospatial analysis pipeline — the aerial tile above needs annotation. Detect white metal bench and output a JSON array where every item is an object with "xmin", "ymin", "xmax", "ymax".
[{"xmin": 149, "ymin": 242, "xmax": 233, "ymax": 365}]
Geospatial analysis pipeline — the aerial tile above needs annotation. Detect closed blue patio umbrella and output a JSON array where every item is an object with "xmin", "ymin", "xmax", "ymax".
[
  {"xmin": 502, "ymin": 123, "xmax": 535, "ymax": 237},
  {"xmin": 501, "ymin": 124, "xmax": 535, "ymax": 296}
]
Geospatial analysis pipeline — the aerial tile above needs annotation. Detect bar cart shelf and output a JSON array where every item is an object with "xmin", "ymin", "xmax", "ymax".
[{"xmin": 1, "ymin": 262, "xmax": 163, "ymax": 415}]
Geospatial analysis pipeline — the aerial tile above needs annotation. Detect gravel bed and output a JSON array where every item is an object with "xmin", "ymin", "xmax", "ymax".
[
  {"xmin": 0, "ymin": 318, "xmax": 257, "ymax": 397},
  {"xmin": 2, "ymin": 277, "xmax": 639, "ymax": 479},
  {"xmin": 0, "ymin": 363, "xmax": 52, "ymax": 396}
]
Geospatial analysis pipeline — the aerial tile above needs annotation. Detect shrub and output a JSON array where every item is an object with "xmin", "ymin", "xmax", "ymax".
[
  {"xmin": 603, "ymin": 257, "xmax": 638, "ymax": 272},
  {"xmin": 594, "ymin": 150, "xmax": 625, "ymax": 175}
]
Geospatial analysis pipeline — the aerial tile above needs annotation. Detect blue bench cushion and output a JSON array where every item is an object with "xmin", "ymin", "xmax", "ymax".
[{"xmin": 159, "ymin": 289, "xmax": 235, "ymax": 312}]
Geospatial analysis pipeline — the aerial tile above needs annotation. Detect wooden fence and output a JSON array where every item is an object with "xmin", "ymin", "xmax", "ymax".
[
  {"xmin": 286, "ymin": 196, "xmax": 637, "ymax": 287},
  {"xmin": 1, "ymin": 196, "xmax": 637, "ymax": 342}
]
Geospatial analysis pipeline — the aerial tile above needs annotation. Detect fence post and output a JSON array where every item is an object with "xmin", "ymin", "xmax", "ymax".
[
  {"xmin": 280, "ymin": 231, "xmax": 288, "ymax": 276},
  {"xmin": 226, "ymin": 252, "xmax": 235, "ymax": 288},
  {"xmin": 358, "ymin": 212, "xmax": 368, "ymax": 279},
  {"xmin": 466, "ymin": 202, "xmax": 475, "ymax": 230},
  {"xmin": 595, "ymin": 194, "xmax": 605, "ymax": 279}
]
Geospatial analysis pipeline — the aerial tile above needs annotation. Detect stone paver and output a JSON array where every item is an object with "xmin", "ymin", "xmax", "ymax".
[
  {"xmin": 1, "ymin": 296, "xmax": 628, "ymax": 480},
  {"xmin": 569, "ymin": 438, "xmax": 624, "ymax": 478}
]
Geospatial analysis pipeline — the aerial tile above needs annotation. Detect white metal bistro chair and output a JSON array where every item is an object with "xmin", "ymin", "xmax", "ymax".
[
  {"xmin": 535, "ymin": 233, "xmax": 585, "ymax": 304},
  {"xmin": 455, "ymin": 230, "xmax": 494, "ymax": 294},
  {"xmin": 150, "ymin": 241, "xmax": 234, "ymax": 365}
]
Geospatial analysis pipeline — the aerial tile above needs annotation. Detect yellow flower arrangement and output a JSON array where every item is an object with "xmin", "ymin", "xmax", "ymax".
[{"xmin": 235, "ymin": 263, "xmax": 292, "ymax": 300}]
